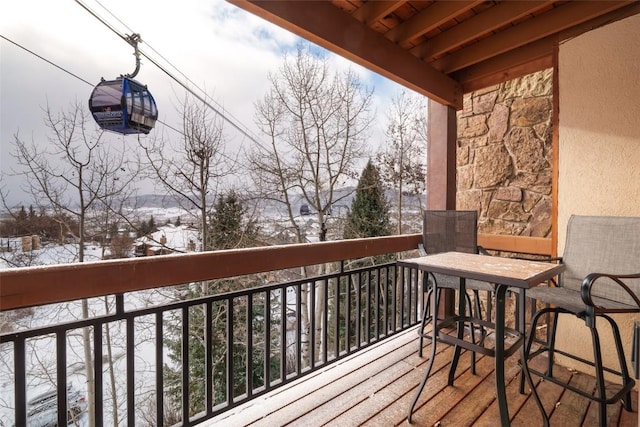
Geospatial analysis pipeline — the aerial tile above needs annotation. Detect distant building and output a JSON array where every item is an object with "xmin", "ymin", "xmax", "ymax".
[{"xmin": 134, "ymin": 224, "xmax": 199, "ymax": 256}]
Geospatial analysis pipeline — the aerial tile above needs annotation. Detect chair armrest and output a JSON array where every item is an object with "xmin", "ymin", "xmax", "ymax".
[
  {"xmin": 580, "ymin": 272, "xmax": 640, "ymax": 309},
  {"xmin": 513, "ymin": 254, "xmax": 562, "ymax": 263}
]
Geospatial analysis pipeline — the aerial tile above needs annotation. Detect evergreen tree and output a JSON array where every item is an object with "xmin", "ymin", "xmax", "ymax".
[
  {"xmin": 207, "ymin": 191, "xmax": 258, "ymax": 250},
  {"xmin": 148, "ymin": 215, "xmax": 156, "ymax": 233},
  {"xmin": 342, "ymin": 161, "xmax": 393, "ymax": 347},
  {"xmin": 343, "ymin": 160, "xmax": 392, "ymax": 239},
  {"xmin": 165, "ymin": 190, "xmax": 265, "ymax": 416}
]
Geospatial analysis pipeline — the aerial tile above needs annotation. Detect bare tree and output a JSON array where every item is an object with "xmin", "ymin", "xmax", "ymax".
[
  {"xmin": 140, "ymin": 95, "xmax": 231, "ymax": 253},
  {"xmin": 376, "ymin": 89, "xmax": 427, "ymax": 233},
  {"xmin": 249, "ymin": 44, "xmax": 373, "ymax": 364},
  {"xmin": 250, "ymin": 45, "xmax": 373, "ymax": 243},
  {"xmin": 9, "ymin": 101, "xmax": 137, "ymax": 427}
]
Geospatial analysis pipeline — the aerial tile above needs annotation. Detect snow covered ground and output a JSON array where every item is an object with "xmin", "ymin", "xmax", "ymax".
[{"xmin": 0, "ymin": 197, "xmax": 423, "ymax": 426}]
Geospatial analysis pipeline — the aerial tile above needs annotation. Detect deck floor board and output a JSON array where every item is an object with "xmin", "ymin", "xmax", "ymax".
[{"xmin": 206, "ymin": 327, "xmax": 638, "ymax": 427}]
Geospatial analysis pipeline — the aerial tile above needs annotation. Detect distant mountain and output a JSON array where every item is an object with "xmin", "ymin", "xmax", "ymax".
[
  {"xmin": 130, "ymin": 188, "xmax": 424, "ymax": 211},
  {"xmin": 127, "ymin": 194, "xmax": 193, "ymax": 209}
]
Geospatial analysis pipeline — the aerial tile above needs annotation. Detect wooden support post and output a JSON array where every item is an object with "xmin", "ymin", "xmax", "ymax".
[{"xmin": 427, "ymin": 100, "xmax": 458, "ymax": 317}]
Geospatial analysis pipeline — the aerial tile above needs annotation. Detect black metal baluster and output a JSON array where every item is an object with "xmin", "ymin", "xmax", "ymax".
[
  {"xmin": 226, "ymin": 299, "xmax": 233, "ymax": 407},
  {"xmin": 127, "ymin": 316, "xmax": 135, "ymax": 426},
  {"xmin": 310, "ymin": 280, "xmax": 316, "ymax": 369},
  {"xmin": 295, "ymin": 285, "xmax": 302, "ymax": 374},
  {"xmin": 334, "ymin": 278, "xmax": 339, "ymax": 358},
  {"xmin": 155, "ymin": 312, "xmax": 164, "ymax": 425},
  {"xmin": 246, "ymin": 295, "xmax": 253, "ymax": 398},
  {"xmin": 181, "ymin": 306, "xmax": 189, "ymax": 424},
  {"xmin": 94, "ymin": 323, "xmax": 103, "ymax": 427},
  {"xmin": 205, "ymin": 302, "xmax": 213, "ymax": 415},
  {"xmin": 279, "ymin": 286, "xmax": 286, "ymax": 383},
  {"xmin": 265, "ymin": 290, "xmax": 271, "ymax": 390},
  {"xmin": 14, "ymin": 338, "xmax": 26, "ymax": 426},
  {"xmin": 374, "ymin": 268, "xmax": 380, "ymax": 340},
  {"xmin": 323, "ymin": 278, "xmax": 328, "ymax": 364},
  {"xmin": 57, "ymin": 330, "xmax": 67, "ymax": 427}
]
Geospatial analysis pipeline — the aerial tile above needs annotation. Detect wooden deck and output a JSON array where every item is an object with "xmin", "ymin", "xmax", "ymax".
[{"xmin": 206, "ymin": 326, "xmax": 638, "ymax": 427}]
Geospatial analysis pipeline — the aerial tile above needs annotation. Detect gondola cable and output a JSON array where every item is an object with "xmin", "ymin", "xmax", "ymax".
[
  {"xmin": 0, "ymin": 34, "xmax": 243, "ymax": 165},
  {"xmin": 88, "ymin": 33, "xmax": 159, "ymax": 134},
  {"xmin": 0, "ymin": 34, "xmax": 94, "ymax": 87},
  {"xmin": 92, "ymin": 0, "xmax": 248, "ymax": 138},
  {"xmin": 74, "ymin": 0, "xmax": 262, "ymax": 145}
]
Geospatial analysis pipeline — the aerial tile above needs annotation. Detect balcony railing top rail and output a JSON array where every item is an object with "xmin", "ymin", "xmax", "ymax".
[
  {"xmin": 1, "ymin": 234, "xmax": 423, "ymax": 312},
  {"xmin": 1, "ymin": 240, "xmax": 427, "ymax": 426},
  {"xmin": 0, "ymin": 233, "xmax": 551, "ymax": 313},
  {"xmin": 0, "ymin": 232, "xmax": 551, "ymax": 426}
]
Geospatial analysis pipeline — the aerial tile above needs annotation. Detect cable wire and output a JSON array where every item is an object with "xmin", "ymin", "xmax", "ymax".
[
  {"xmin": 0, "ymin": 35, "xmax": 94, "ymax": 86},
  {"xmin": 92, "ymin": 0, "xmax": 250, "ymax": 138},
  {"xmin": 0, "ymin": 33, "xmax": 220, "ymax": 151},
  {"xmin": 74, "ymin": 0, "xmax": 262, "ymax": 145}
]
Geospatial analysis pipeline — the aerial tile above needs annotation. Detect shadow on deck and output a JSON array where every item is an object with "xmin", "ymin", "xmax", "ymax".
[{"xmin": 207, "ymin": 327, "xmax": 638, "ymax": 427}]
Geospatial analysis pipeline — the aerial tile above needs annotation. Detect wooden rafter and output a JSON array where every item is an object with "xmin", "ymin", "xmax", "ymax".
[
  {"xmin": 384, "ymin": 0, "xmax": 484, "ymax": 44},
  {"xmin": 352, "ymin": 1, "xmax": 403, "ymax": 25},
  {"xmin": 432, "ymin": 0, "xmax": 632, "ymax": 73},
  {"xmin": 229, "ymin": 0, "xmax": 638, "ymax": 104},
  {"xmin": 229, "ymin": 0, "xmax": 462, "ymax": 108},
  {"xmin": 410, "ymin": 1, "xmax": 554, "ymax": 61}
]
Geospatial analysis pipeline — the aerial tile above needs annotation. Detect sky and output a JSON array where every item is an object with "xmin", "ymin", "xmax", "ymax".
[{"xmin": 0, "ymin": 0, "xmax": 406, "ymax": 208}]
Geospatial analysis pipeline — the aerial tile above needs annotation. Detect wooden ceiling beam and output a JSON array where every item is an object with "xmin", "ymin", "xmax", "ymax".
[
  {"xmin": 229, "ymin": 0, "xmax": 462, "ymax": 108},
  {"xmin": 455, "ymin": 2, "xmax": 640, "ymax": 93},
  {"xmin": 410, "ymin": 1, "xmax": 553, "ymax": 61},
  {"xmin": 352, "ymin": 1, "xmax": 404, "ymax": 25},
  {"xmin": 455, "ymin": 37, "xmax": 555, "ymax": 93},
  {"xmin": 556, "ymin": 2, "xmax": 640, "ymax": 42},
  {"xmin": 432, "ymin": 0, "xmax": 633, "ymax": 73},
  {"xmin": 386, "ymin": 0, "xmax": 483, "ymax": 44}
]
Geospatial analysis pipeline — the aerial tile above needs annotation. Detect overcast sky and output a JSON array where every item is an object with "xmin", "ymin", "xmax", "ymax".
[{"xmin": 0, "ymin": 0, "xmax": 406, "ymax": 207}]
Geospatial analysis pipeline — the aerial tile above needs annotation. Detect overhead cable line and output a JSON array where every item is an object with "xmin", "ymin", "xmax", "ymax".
[
  {"xmin": 93, "ymin": 0, "xmax": 249, "ymax": 138},
  {"xmin": 0, "ymin": 35, "xmax": 94, "ymax": 86},
  {"xmin": 74, "ymin": 0, "xmax": 262, "ymax": 146},
  {"xmin": 0, "ymin": 34, "xmax": 206, "ymax": 145}
]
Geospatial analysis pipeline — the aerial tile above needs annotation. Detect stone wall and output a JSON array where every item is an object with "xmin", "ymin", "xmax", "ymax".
[{"xmin": 456, "ymin": 69, "xmax": 553, "ymax": 237}]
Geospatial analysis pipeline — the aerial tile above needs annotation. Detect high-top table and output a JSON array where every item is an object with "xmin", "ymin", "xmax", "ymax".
[{"xmin": 398, "ymin": 251, "xmax": 565, "ymax": 426}]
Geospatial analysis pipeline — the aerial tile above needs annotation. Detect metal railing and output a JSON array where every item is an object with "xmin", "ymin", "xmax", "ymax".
[
  {"xmin": 0, "ymin": 233, "xmax": 550, "ymax": 426},
  {"xmin": 1, "ymin": 252, "xmax": 425, "ymax": 426}
]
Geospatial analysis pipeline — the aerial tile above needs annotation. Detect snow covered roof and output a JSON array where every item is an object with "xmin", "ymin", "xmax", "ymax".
[{"xmin": 136, "ymin": 224, "xmax": 199, "ymax": 253}]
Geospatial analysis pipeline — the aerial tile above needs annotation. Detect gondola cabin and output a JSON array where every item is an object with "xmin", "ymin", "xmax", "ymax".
[{"xmin": 89, "ymin": 77, "xmax": 158, "ymax": 135}]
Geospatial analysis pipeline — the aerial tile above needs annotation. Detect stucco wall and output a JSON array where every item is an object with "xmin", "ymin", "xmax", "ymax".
[{"xmin": 557, "ymin": 13, "xmax": 640, "ymax": 381}]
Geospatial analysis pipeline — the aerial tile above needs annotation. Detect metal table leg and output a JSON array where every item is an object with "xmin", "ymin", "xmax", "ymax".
[
  {"xmin": 494, "ymin": 285, "xmax": 509, "ymax": 426},
  {"xmin": 407, "ymin": 279, "xmax": 439, "ymax": 423},
  {"xmin": 448, "ymin": 278, "xmax": 466, "ymax": 385}
]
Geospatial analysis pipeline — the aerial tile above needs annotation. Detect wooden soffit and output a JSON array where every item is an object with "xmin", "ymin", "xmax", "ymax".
[{"xmin": 229, "ymin": 0, "xmax": 640, "ymax": 109}]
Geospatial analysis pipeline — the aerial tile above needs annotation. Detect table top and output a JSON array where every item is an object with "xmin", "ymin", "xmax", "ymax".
[{"xmin": 397, "ymin": 251, "xmax": 565, "ymax": 289}]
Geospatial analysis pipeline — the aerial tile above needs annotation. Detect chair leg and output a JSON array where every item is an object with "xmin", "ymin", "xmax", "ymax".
[
  {"xmin": 466, "ymin": 291, "xmax": 478, "ymax": 375},
  {"xmin": 472, "ymin": 289, "xmax": 486, "ymax": 342},
  {"xmin": 448, "ymin": 287, "xmax": 467, "ymax": 385},
  {"xmin": 546, "ymin": 311, "xmax": 559, "ymax": 378},
  {"xmin": 522, "ymin": 309, "xmax": 635, "ymax": 424},
  {"xmin": 520, "ymin": 307, "xmax": 552, "ymax": 394},
  {"xmin": 417, "ymin": 287, "xmax": 434, "ymax": 358},
  {"xmin": 602, "ymin": 314, "xmax": 635, "ymax": 412},
  {"xmin": 485, "ymin": 289, "xmax": 493, "ymax": 322},
  {"xmin": 589, "ymin": 323, "xmax": 608, "ymax": 426}
]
